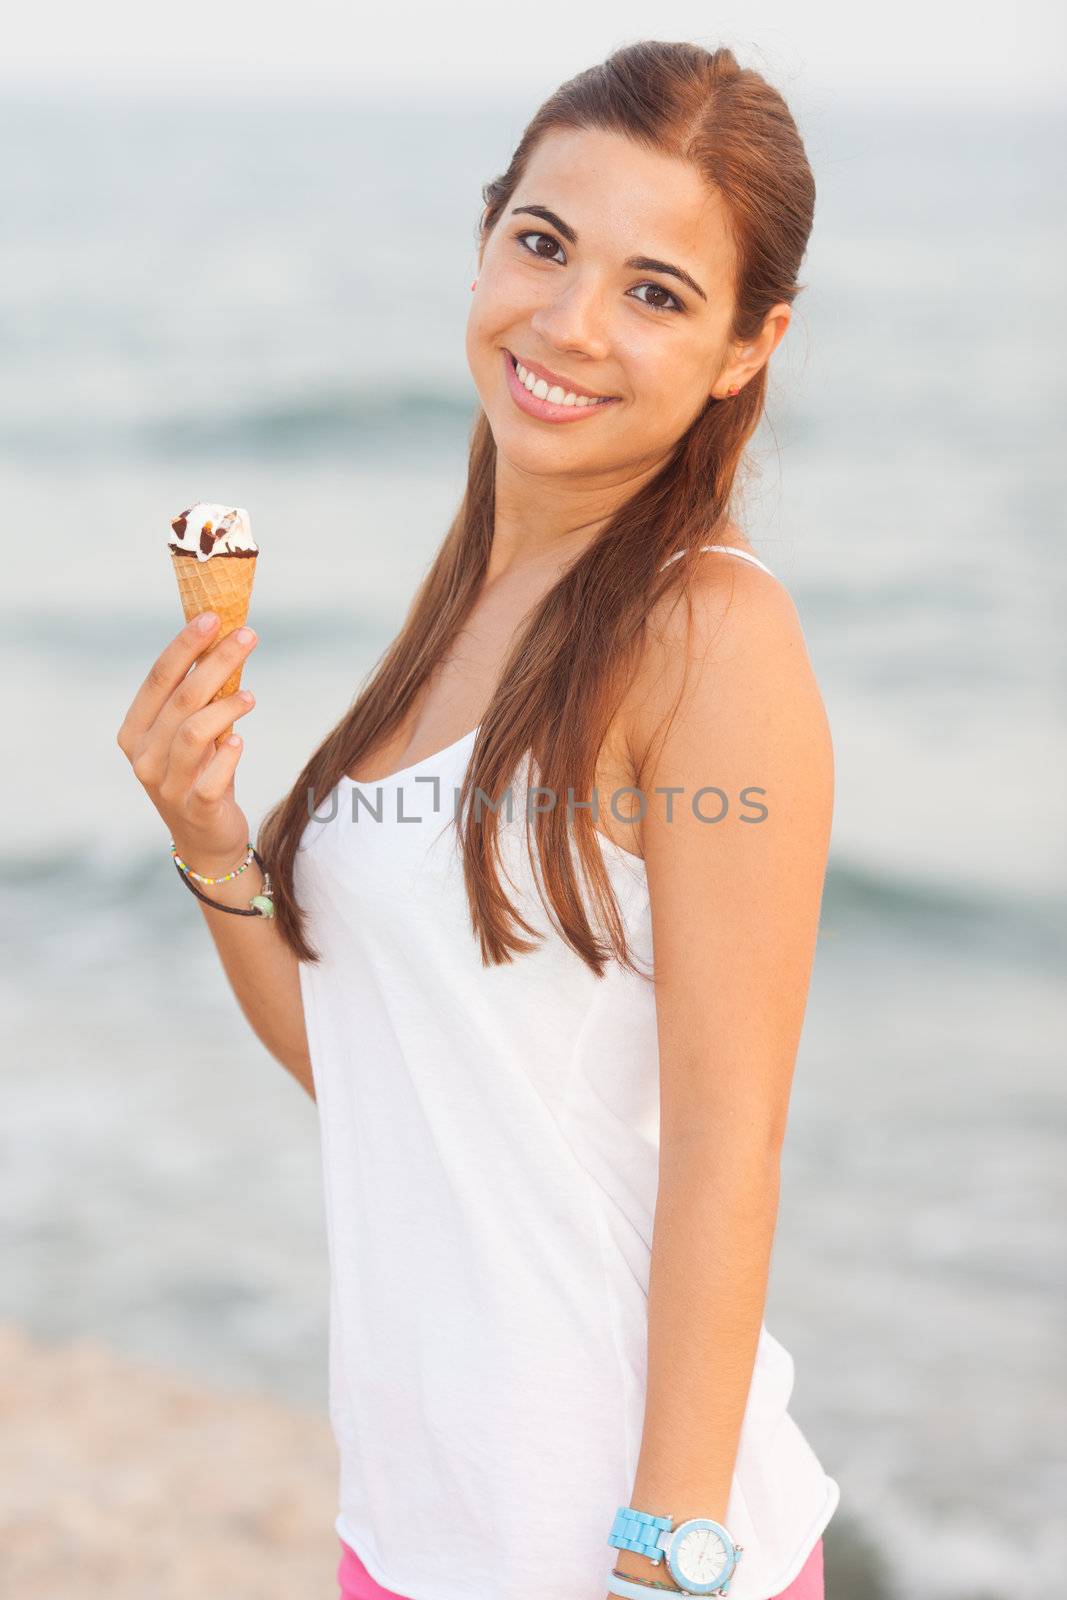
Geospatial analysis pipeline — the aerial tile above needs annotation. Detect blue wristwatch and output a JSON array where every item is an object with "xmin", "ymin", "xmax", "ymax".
[{"xmin": 607, "ymin": 1505, "xmax": 744, "ymax": 1597}]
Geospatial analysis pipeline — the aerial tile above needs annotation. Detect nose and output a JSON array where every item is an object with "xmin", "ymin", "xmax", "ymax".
[{"xmin": 528, "ymin": 273, "xmax": 611, "ymax": 363}]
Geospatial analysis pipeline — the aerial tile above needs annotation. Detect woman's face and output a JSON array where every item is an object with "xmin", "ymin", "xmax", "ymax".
[{"xmin": 466, "ymin": 125, "xmax": 777, "ymax": 483}]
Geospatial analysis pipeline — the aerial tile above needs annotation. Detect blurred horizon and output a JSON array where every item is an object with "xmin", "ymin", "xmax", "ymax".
[
  {"xmin": 4, "ymin": 80, "xmax": 1065, "ymax": 112},
  {"xmin": 2, "ymin": 0, "xmax": 1063, "ymax": 107}
]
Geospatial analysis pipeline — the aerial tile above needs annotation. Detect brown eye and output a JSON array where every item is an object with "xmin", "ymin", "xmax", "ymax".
[
  {"xmin": 630, "ymin": 282, "xmax": 684, "ymax": 315},
  {"xmin": 516, "ymin": 230, "xmax": 565, "ymax": 264}
]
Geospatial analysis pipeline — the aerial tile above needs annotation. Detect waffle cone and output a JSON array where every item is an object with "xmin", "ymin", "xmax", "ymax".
[{"xmin": 170, "ymin": 550, "xmax": 257, "ymax": 748}]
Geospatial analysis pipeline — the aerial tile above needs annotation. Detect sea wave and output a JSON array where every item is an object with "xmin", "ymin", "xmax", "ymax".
[
  {"xmin": 3, "ymin": 839, "xmax": 1063, "ymax": 978},
  {"xmin": 0, "ymin": 607, "xmax": 384, "ymax": 660},
  {"xmin": 0, "ymin": 384, "xmax": 479, "ymax": 463}
]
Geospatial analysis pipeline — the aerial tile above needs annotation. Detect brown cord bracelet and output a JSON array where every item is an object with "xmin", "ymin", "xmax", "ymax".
[{"xmin": 172, "ymin": 845, "xmax": 275, "ymax": 917}]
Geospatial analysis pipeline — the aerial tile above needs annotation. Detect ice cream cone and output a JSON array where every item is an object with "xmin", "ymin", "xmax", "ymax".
[{"xmin": 170, "ymin": 548, "xmax": 257, "ymax": 747}]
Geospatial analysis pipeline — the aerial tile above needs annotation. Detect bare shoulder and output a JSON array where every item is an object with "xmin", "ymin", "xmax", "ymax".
[{"xmin": 625, "ymin": 541, "xmax": 831, "ymax": 792}]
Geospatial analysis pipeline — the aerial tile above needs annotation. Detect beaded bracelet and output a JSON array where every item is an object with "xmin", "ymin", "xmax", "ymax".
[
  {"xmin": 171, "ymin": 841, "xmax": 275, "ymax": 918},
  {"xmin": 171, "ymin": 839, "xmax": 255, "ymax": 885},
  {"xmin": 609, "ymin": 1570, "xmax": 680, "ymax": 1593}
]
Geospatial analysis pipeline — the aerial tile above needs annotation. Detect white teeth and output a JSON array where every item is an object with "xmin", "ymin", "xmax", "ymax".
[{"xmin": 514, "ymin": 357, "xmax": 608, "ymax": 407}]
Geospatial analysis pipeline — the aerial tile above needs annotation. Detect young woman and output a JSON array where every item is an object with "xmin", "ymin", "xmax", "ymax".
[{"xmin": 119, "ymin": 39, "xmax": 838, "ymax": 1600}]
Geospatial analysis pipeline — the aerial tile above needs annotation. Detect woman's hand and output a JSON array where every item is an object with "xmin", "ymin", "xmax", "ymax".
[{"xmin": 116, "ymin": 610, "xmax": 259, "ymax": 872}]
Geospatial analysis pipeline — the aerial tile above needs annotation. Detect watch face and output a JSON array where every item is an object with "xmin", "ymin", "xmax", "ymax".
[{"xmin": 673, "ymin": 1521, "xmax": 731, "ymax": 1587}]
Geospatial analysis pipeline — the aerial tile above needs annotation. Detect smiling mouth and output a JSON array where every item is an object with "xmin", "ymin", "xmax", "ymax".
[{"xmin": 506, "ymin": 351, "xmax": 617, "ymax": 406}]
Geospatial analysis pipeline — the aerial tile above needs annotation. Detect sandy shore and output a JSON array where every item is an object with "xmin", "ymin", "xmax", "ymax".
[{"xmin": 0, "ymin": 1321, "xmax": 341, "ymax": 1599}]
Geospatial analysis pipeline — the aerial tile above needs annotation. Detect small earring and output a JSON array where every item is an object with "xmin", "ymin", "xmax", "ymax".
[
  {"xmin": 470, "ymin": 278, "xmax": 478, "ymax": 292},
  {"xmin": 728, "ymin": 384, "xmax": 740, "ymax": 396}
]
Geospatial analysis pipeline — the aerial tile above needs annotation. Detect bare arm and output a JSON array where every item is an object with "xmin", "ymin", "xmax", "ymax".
[
  {"xmin": 117, "ymin": 611, "xmax": 315, "ymax": 1102},
  {"xmin": 610, "ymin": 562, "xmax": 834, "ymax": 1590},
  {"xmin": 178, "ymin": 841, "xmax": 315, "ymax": 1102}
]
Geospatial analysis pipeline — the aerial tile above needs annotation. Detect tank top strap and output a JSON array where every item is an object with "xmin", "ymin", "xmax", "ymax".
[{"xmin": 658, "ymin": 543, "xmax": 775, "ymax": 579}]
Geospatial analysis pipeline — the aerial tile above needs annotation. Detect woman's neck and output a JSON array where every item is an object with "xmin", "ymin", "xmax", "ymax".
[{"xmin": 488, "ymin": 457, "xmax": 664, "ymax": 581}]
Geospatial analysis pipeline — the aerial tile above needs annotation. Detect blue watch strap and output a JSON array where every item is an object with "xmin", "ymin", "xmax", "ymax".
[{"xmin": 608, "ymin": 1504, "xmax": 672, "ymax": 1563}]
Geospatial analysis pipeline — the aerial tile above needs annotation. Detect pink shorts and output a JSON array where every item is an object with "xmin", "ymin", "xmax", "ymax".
[{"xmin": 338, "ymin": 1533, "xmax": 825, "ymax": 1600}]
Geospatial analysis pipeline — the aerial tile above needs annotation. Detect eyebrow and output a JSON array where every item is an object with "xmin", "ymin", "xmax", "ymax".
[{"xmin": 509, "ymin": 204, "xmax": 708, "ymax": 303}]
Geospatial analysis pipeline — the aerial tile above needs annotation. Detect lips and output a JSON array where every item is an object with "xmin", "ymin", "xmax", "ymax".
[
  {"xmin": 501, "ymin": 348, "xmax": 621, "ymax": 426},
  {"xmin": 506, "ymin": 349, "xmax": 617, "ymax": 402}
]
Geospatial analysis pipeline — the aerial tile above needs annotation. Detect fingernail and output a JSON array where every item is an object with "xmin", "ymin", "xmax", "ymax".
[
  {"xmin": 235, "ymin": 626, "xmax": 256, "ymax": 645},
  {"xmin": 197, "ymin": 612, "xmax": 219, "ymax": 632}
]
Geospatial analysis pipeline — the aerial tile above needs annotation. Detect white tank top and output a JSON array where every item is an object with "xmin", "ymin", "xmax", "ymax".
[{"xmin": 294, "ymin": 546, "xmax": 840, "ymax": 1600}]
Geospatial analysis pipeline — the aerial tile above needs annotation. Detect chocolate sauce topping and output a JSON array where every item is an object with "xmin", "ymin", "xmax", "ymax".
[{"xmin": 168, "ymin": 543, "xmax": 257, "ymax": 558}]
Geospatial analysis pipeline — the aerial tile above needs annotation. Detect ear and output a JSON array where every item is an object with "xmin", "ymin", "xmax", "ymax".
[
  {"xmin": 712, "ymin": 305, "xmax": 793, "ymax": 401},
  {"xmin": 741, "ymin": 305, "xmax": 792, "ymax": 379}
]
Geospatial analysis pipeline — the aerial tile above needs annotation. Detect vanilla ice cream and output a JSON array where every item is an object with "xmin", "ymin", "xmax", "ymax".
[{"xmin": 170, "ymin": 503, "xmax": 257, "ymax": 561}]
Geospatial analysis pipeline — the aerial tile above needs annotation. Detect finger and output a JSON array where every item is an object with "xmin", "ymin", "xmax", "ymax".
[
  {"xmin": 159, "ymin": 688, "xmax": 255, "ymax": 799},
  {"xmin": 187, "ymin": 621, "xmax": 258, "ymax": 704},
  {"xmin": 190, "ymin": 728, "xmax": 245, "ymax": 807},
  {"xmin": 117, "ymin": 610, "xmax": 222, "ymax": 758},
  {"xmin": 149, "ymin": 626, "xmax": 258, "ymax": 765}
]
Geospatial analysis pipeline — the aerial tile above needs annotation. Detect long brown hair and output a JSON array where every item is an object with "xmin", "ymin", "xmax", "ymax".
[{"xmin": 257, "ymin": 39, "xmax": 816, "ymax": 977}]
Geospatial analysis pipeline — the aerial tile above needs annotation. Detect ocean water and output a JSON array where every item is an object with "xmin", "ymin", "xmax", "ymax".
[{"xmin": 1, "ymin": 92, "xmax": 1064, "ymax": 1597}]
